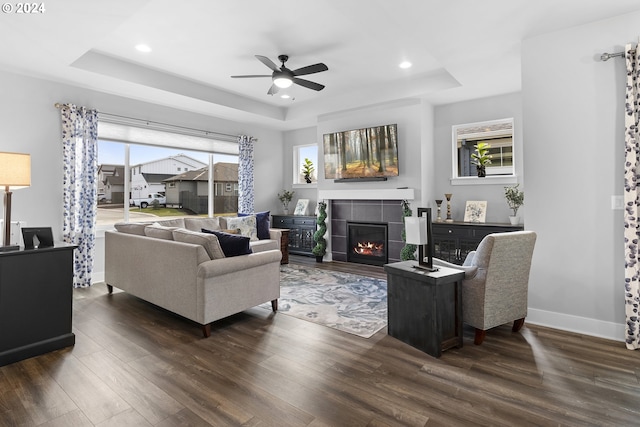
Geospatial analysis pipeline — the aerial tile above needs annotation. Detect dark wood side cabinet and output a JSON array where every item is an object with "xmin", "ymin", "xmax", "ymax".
[
  {"xmin": 384, "ymin": 261, "xmax": 465, "ymax": 358},
  {"xmin": 432, "ymin": 221, "xmax": 524, "ymax": 265},
  {"xmin": 272, "ymin": 215, "xmax": 316, "ymax": 256},
  {"xmin": 0, "ymin": 243, "xmax": 76, "ymax": 366}
]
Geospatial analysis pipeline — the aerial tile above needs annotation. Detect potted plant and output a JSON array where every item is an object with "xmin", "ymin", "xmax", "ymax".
[
  {"xmin": 302, "ymin": 158, "xmax": 315, "ymax": 184},
  {"xmin": 312, "ymin": 201, "xmax": 327, "ymax": 262},
  {"xmin": 278, "ymin": 190, "xmax": 295, "ymax": 214},
  {"xmin": 504, "ymin": 184, "xmax": 524, "ymax": 225},
  {"xmin": 400, "ymin": 200, "xmax": 417, "ymax": 261},
  {"xmin": 471, "ymin": 142, "xmax": 492, "ymax": 177}
]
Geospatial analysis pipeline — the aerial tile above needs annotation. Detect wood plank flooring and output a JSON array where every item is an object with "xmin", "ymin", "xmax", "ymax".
[{"xmin": 1, "ymin": 255, "xmax": 639, "ymax": 426}]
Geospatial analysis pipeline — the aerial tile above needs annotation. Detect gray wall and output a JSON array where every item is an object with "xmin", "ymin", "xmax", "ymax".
[
  {"xmin": 0, "ymin": 69, "xmax": 284, "ymax": 281},
  {"xmin": 520, "ymin": 11, "xmax": 640, "ymax": 339},
  {"xmin": 316, "ymin": 98, "xmax": 427, "ymax": 209},
  {"xmin": 433, "ymin": 92, "xmax": 524, "ymax": 223},
  {"xmin": 283, "ymin": 126, "xmax": 318, "ymax": 213}
]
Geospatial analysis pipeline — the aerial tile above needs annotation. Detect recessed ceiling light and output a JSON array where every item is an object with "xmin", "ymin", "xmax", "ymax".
[
  {"xmin": 135, "ymin": 44, "xmax": 152, "ymax": 53},
  {"xmin": 280, "ymin": 94, "xmax": 290, "ymax": 99},
  {"xmin": 399, "ymin": 61, "xmax": 412, "ymax": 69}
]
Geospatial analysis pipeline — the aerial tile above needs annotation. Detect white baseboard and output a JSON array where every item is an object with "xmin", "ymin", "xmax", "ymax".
[
  {"xmin": 526, "ymin": 308, "xmax": 625, "ymax": 342},
  {"xmin": 91, "ymin": 271, "xmax": 105, "ymax": 285}
]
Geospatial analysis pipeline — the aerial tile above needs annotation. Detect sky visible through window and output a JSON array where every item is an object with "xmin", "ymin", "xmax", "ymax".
[{"xmin": 98, "ymin": 140, "xmax": 238, "ymax": 165}]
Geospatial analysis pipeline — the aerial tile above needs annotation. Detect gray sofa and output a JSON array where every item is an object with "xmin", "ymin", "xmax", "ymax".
[{"xmin": 105, "ymin": 216, "xmax": 282, "ymax": 337}]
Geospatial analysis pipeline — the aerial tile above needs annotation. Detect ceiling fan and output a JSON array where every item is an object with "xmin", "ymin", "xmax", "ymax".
[{"xmin": 231, "ymin": 54, "xmax": 328, "ymax": 95}]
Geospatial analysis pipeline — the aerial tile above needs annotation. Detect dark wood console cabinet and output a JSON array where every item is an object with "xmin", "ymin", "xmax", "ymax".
[
  {"xmin": 0, "ymin": 243, "xmax": 77, "ymax": 366},
  {"xmin": 432, "ymin": 221, "xmax": 523, "ymax": 265},
  {"xmin": 272, "ymin": 215, "xmax": 316, "ymax": 256}
]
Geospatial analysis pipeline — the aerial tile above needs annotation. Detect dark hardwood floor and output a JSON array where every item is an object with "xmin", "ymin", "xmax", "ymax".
[{"xmin": 1, "ymin": 255, "xmax": 639, "ymax": 426}]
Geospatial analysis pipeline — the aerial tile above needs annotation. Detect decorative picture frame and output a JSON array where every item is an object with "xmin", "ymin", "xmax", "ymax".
[
  {"xmin": 464, "ymin": 201, "xmax": 487, "ymax": 223},
  {"xmin": 294, "ymin": 199, "xmax": 310, "ymax": 216}
]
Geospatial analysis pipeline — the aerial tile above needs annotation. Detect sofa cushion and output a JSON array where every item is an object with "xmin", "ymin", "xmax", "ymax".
[
  {"xmin": 184, "ymin": 217, "xmax": 221, "ymax": 232},
  {"xmin": 114, "ymin": 222, "xmax": 152, "ymax": 235},
  {"xmin": 202, "ymin": 229, "xmax": 252, "ymax": 257},
  {"xmin": 144, "ymin": 223, "xmax": 177, "ymax": 240},
  {"xmin": 172, "ymin": 228, "xmax": 225, "ymax": 260},
  {"xmin": 226, "ymin": 215, "xmax": 258, "ymax": 241},
  {"xmin": 156, "ymin": 218, "xmax": 186, "ymax": 228},
  {"xmin": 239, "ymin": 211, "xmax": 270, "ymax": 240}
]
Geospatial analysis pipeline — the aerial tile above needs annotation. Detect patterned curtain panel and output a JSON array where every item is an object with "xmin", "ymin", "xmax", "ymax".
[
  {"xmin": 624, "ymin": 40, "xmax": 640, "ymax": 349},
  {"xmin": 237, "ymin": 135, "xmax": 255, "ymax": 213},
  {"xmin": 59, "ymin": 104, "xmax": 99, "ymax": 288}
]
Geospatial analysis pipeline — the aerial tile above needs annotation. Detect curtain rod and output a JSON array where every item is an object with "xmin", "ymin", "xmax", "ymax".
[
  {"xmin": 600, "ymin": 49, "xmax": 636, "ymax": 61},
  {"xmin": 53, "ymin": 103, "xmax": 247, "ymax": 142}
]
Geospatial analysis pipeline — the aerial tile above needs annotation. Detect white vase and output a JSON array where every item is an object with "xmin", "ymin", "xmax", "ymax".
[{"xmin": 509, "ymin": 216, "xmax": 520, "ymax": 225}]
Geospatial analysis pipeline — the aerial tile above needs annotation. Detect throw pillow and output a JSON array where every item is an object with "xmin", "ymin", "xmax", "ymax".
[
  {"xmin": 114, "ymin": 222, "xmax": 152, "ymax": 235},
  {"xmin": 172, "ymin": 228, "xmax": 225, "ymax": 260},
  {"xmin": 202, "ymin": 229, "xmax": 252, "ymax": 257},
  {"xmin": 184, "ymin": 217, "xmax": 221, "ymax": 232},
  {"xmin": 144, "ymin": 223, "xmax": 177, "ymax": 240},
  {"xmin": 226, "ymin": 215, "xmax": 258, "ymax": 241},
  {"xmin": 238, "ymin": 211, "xmax": 270, "ymax": 240}
]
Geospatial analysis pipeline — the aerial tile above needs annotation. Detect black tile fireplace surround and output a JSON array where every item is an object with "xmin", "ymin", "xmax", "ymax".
[{"xmin": 330, "ymin": 199, "xmax": 404, "ymax": 264}]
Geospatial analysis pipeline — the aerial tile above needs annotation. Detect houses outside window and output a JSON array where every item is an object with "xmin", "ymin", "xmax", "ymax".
[{"xmin": 97, "ymin": 140, "xmax": 238, "ymax": 226}]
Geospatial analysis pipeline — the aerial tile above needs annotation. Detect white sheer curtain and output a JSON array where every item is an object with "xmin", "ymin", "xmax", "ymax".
[
  {"xmin": 59, "ymin": 104, "xmax": 99, "ymax": 288},
  {"xmin": 237, "ymin": 135, "xmax": 255, "ymax": 213},
  {"xmin": 624, "ymin": 40, "xmax": 640, "ymax": 349}
]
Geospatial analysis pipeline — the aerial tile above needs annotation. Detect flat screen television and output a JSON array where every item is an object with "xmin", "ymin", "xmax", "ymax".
[{"xmin": 323, "ymin": 123, "xmax": 398, "ymax": 181}]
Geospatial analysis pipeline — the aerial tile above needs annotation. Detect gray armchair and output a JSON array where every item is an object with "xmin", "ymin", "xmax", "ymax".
[{"xmin": 433, "ymin": 231, "xmax": 537, "ymax": 345}]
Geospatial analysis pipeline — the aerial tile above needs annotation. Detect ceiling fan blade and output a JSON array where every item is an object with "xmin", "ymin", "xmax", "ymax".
[
  {"xmin": 255, "ymin": 55, "xmax": 279, "ymax": 71},
  {"xmin": 267, "ymin": 84, "xmax": 280, "ymax": 95},
  {"xmin": 231, "ymin": 75, "xmax": 271, "ymax": 78},
  {"xmin": 292, "ymin": 63, "xmax": 328, "ymax": 76},
  {"xmin": 293, "ymin": 77, "xmax": 325, "ymax": 91}
]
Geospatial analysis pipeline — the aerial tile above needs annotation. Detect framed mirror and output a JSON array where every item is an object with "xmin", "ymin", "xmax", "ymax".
[{"xmin": 451, "ymin": 118, "xmax": 514, "ymax": 181}]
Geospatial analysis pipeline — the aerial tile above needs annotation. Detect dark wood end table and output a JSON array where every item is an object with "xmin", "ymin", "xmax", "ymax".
[{"xmin": 384, "ymin": 260, "xmax": 465, "ymax": 358}]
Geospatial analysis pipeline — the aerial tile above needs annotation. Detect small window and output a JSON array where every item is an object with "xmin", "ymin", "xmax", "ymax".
[
  {"xmin": 451, "ymin": 118, "xmax": 516, "ymax": 184},
  {"xmin": 225, "ymin": 183, "xmax": 232, "ymax": 192},
  {"xmin": 293, "ymin": 144, "xmax": 318, "ymax": 185}
]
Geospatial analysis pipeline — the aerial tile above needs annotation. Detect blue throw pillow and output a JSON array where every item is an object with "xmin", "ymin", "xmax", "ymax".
[
  {"xmin": 238, "ymin": 210, "xmax": 270, "ymax": 240},
  {"xmin": 201, "ymin": 228, "xmax": 252, "ymax": 257}
]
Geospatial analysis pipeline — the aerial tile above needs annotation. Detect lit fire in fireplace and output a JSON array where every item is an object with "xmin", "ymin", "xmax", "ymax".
[{"xmin": 353, "ymin": 241, "xmax": 385, "ymax": 257}]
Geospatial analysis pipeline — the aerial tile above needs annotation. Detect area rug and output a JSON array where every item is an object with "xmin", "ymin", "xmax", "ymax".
[{"xmin": 260, "ymin": 264, "xmax": 387, "ymax": 338}]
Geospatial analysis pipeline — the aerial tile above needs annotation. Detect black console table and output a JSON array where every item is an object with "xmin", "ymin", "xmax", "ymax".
[
  {"xmin": 384, "ymin": 261, "xmax": 465, "ymax": 358},
  {"xmin": 432, "ymin": 221, "xmax": 523, "ymax": 265},
  {"xmin": 272, "ymin": 215, "xmax": 316, "ymax": 256},
  {"xmin": 0, "ymin": 243, "xmax": 77, "ymax": 366}
]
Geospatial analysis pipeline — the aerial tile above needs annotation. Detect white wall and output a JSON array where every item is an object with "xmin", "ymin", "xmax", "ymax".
[
  {"xmin": 434, "ymin": 92, "xmax": 524, "ymax": 223},
  {"xmin": 0, "ymin": 69, "xmax": 284, "ymax": 282},
  {"xmin": 520, "ymin": 11, "xmax": 640, "ymax": 340}
]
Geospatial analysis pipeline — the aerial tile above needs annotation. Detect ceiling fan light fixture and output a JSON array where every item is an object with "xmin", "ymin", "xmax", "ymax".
[{"xmin": 273, "ymin": 76, "xmax": 293, "ymax": 88}]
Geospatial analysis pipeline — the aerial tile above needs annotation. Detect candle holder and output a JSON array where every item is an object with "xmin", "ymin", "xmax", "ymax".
[
  {"xmin": 435, "ymin": 199, "xmax": 443, "ymax": 222},
  {"xmin": 444, "ymin": 193, "xmax": 453, "ymax": 222}
]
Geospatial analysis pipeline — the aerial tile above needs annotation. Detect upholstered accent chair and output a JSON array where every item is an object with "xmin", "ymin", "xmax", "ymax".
[{"xmin": 433, "ymin": 231, "xmax": 537, "ymax": 345}]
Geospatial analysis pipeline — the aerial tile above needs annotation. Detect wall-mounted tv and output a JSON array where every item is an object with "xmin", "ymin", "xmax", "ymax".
[{"xmin": 323, "ymin": 123, "xmax": 398, "ymax": 181}]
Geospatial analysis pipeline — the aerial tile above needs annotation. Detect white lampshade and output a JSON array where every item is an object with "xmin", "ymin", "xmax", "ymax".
[
  {"xmin": 0, "ymin": 152, "xmax": 31, "ymax": 189},
  {"xmin": 404, "ymin": 216, "xmax": 428, "ymax": 245}
]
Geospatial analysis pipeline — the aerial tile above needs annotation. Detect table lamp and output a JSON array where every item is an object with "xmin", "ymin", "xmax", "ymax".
[
  {"xmin": 404, "ymin": 208, "xmax": 438, "ymax": 272},
  {"xmin": 0, "ymin": 152, "xmax": 31, "ymax": 251}
]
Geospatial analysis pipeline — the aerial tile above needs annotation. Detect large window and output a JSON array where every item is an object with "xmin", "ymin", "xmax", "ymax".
[
  {"xmin": 293, "ymin": 144, "xmax": 318, "ymax": 186},
  {"xmin": 97, "ymin": 140, "xmax": 238, "ymax": 226}
]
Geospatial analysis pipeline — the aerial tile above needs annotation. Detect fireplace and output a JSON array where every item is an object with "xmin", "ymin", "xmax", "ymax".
[{"xmin": 347, "ymin": 222, "xmax": 388, "ymax": 266}]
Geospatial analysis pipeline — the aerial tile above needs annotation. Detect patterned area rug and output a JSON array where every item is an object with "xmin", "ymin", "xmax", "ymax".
[{"xmin": 260, "ymin": 264, "xmax": 387, "ymax": 338}]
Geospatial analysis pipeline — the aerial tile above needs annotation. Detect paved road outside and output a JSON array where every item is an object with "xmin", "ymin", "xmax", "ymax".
[{"xmin": 97, "ymin": 207, "xmax": 186, "ymax": 226}]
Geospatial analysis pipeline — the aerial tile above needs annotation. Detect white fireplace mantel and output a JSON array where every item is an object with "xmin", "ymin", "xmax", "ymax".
[{"xmin": 318, "ymin": 188, "xmax": 415, "ymax": 201}]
